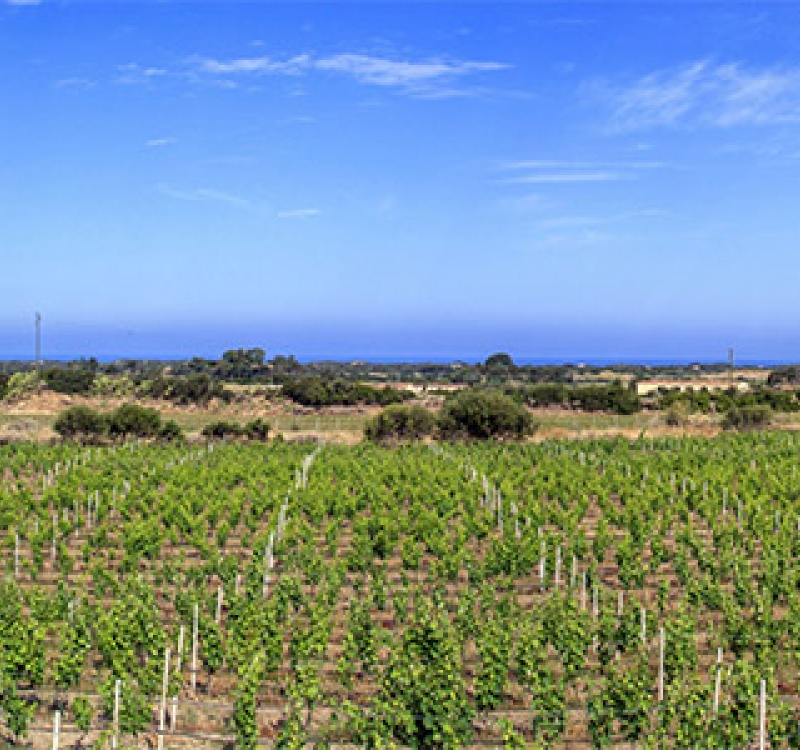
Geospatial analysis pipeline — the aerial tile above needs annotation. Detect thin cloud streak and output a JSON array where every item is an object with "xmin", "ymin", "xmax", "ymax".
[
  {"xmin": 157, "ymin": 184, "xmax": 252, "ymax": 209},
  {"xmin": 179, "ymin": 52, "xmax": 510, "ymax": 96},
  {"xmin": 277, "ymin": 208, "xmax": 320, "ymax": 219},
  {"xmin": 602, "ymin": 60, "xmax": 800, "ymax": 130},
  {"xmin": 502, "ymin": 172, "xmax": 627, "ymax": 184}
]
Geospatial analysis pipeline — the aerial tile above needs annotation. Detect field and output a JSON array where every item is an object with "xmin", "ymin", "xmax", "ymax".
[
  {"xmin": 3, "ymin": 435, "xmax": 800, "ymax": 748},
  {"xmin": 3, "ymin": 390, "xmax": 786, "ymax": 445}
]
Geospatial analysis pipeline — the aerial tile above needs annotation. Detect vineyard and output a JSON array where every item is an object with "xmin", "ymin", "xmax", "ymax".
[{"xmin": 3, "ymin": 434, "xmax": 800, "ymax": 748}]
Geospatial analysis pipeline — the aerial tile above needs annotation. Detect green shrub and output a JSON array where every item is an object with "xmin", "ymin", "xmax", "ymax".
[
  {"xmin": 244, "ymin": 418, "xmax": 270, "ymax": 441},
  {"xmin": 158, "ymin": 420, "xmax": 185, "ymax": 442},
  {"xmin": 107, "ymin": 404, "xmax": 162, "ymax": 438},
  {"xmin": 43, "ymin": 367, "xmax": 95, "ymax": 395},
  {"xmin": 54, "ymin": 406, "xmax": 107, "ymax": 441},
  {"xmin": 364, "ymin": 404, "xmax": 436, "ymax": 442},
  {"xmin": 723, "ymin": 405, "xmax": 772, "ymax": 430},
  {"xmin": 202, "ymin": 421, "xmax": 243, "ymax": 439},
  {"xmin": 438, "ymin": 389, "xmax": 535, "ymax": 440}
]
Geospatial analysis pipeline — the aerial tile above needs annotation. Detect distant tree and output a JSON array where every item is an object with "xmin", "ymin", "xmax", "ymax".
[
  {"xmin": 0, "ymin": 373, "xmax": 8, "ymax": 400},
  {"xmin": 54, "ymin": 406, "xmax": 107, "ymax": 441},
  {"xmin": 364, "ymin": 404, "xmax": 436, "ymax": 442},
  {"xmin": 664, "ymin": 403, "xmax": 690, "ymax": 427},
  {"xmin": 44, "ymin": 367, "xmax": 95, "ymax": 395},
  {"xmin": 244, "ymin": 418, "xmax": 270, "ymax": 441},
  {"xmin": 158, "ymin": 420, "xmax": 185, "ymax": 443},
  {"xmin": 438, "ymin": 389, "xmax": 535, "ymax": 440},
  {"xmin": 202, "ymin": 421, "xmax": 243, "ymax": 439},
  {"xmin": 222, "ymin": 348, "xmax": 266, "ymax": 366},
  {"xmin": 723, "ymin": 405, "xmax": 772, "ymax": 431},
  {"xmin": 485, "ymin": 353, "xmax": 515, "ymax": 370},
  {"xmin": 107, "ymin": 404, "xmax": 162, "ymax": 439},
  {"xmin": 4, "ymin": 371, "xmax": 39, "ymax": 400}
]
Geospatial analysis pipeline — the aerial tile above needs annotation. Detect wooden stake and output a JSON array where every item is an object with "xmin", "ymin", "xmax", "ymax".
[
  {"xmin": 216, "ymin": 585, "xmax": 223, "ymax": 624},
  {"xmin": 759, "ymin": 678, "xmax": 766, "ymax": 750},
  {"xmin": 713, "ymin": 648, "xmax": 722, "ymax": 716}
]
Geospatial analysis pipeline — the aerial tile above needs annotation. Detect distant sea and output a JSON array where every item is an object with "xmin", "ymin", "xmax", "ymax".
[{"xmin": 0, "ymin": 354, "xmax": 795, "ymax": 367}]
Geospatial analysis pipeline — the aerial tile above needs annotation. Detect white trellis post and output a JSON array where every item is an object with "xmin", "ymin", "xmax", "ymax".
[
  {"xmin": 172, "ymin": 626, "xmax": 184, "ymax": 730},
  {"xmin": 191, "ymin": 604, "xmax": 198, "ymax": 691},
  {"xmin": 713, "ymin": 648, "xmax": 722, "ymax": 716},
  {"xmin": 158, "ymin": 647, "xmax": 171, "ymax": 750},
  {"xmin": 658, "ymin": 627, "xmax": 665, "ymax": 702},
  {"xmin": 52, "ymin": 709, "xmax": 60, "ymax": 750},
  {"xmin": 640, "ymin": 607, "xmax": 647, "ymax": 644},
  {"xmin": 554, "ymin": 546, "xmax": 561, "ymax": 587},
  {"xmin": 759, "ymin": 679, "xmax": 766, "ymax": 750},
  {"xmin": 112, "ymin": 679, "xmax": 121, "ymax": 750}
]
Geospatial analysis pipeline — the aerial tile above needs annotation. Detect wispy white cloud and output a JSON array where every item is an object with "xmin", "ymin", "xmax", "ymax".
[
  {"xmin": 145, "ymin": 138, "xmax": 176, "ymax": 147},
  {"xmin": 54, "ymin": 77, "xmax": 95, "ymax": 90},
  {"xmin": 315, "ymin": 54, "xmax": 507, "ymax": 88},
  {"xmin": 602, "ymin": 60, "xmax": 800, "ymax": 130},
  {"xmin": 497, "ymin": 158, "xmax": 672, "ymax": 187},
  {"xmin": 502, "ymin": 172, "xmax": 627, "ymax": 184},
  {"xmin": 277, "ymin": 208, "xmax": 319, "ymax": 219},
  {"xmin": 198, "ymin": 55, "xmax": 310, "ymax": 76},
  {"xmin": 6, "ymin": 0, "xmax": 42, "ymax": 6},
  {"xmin": 187, "ymin": 52, "xmax": 509, "ymax": 97},
  {"xmin": 536, "ymin": 209, "xmax": 671, "ymax": 230},
  {"xmin": 157, "ymin": 183, "xmax": 252, "ymax": 208},
  {"xmin": 502, "ymin": 159, "xmax": 666, "ymax": 171},
  {"xmin": 116, "ymin": 63, "xmax": 169, "ymax": 85}
]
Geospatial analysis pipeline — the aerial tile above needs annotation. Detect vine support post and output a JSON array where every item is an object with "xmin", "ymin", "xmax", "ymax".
[
  {"xmin": 658, "ymin": 627, "xmax": 664, "ymax": 702},
  {"xmin": 617, "ymin": 590, "xmax": 623, "ymax": 617},
  {"xmin": 173, "ymin": 626, "xmax": 184, "ymax": 730},
  {"xmin": 216, "ymin": 585, "xmax": 223, "ymax": 624},
  {"xmin": 554, "ymin": 545, "xmax": 561, "ymax": 588},
  {"xmin": 158, "ymin": 647, "xmax": 171, "ymax": 750},
  {"xmin": 640, "ymin": 607, "xmax": 646, "ymax": 645},
  {"xmin": 14, "ymin": 531, "xmax": 19, "ymax": 579},
  {"xmin": 191, "ymin": 604, "xmax": 198, "ymax": 691},
  {"xmin": 112, "ymin": 679, "xmax": 121, "ymax": 750},
  {"xmin": 538, "ymin": 540, "xmax": 546, "ymax": 588},
  {"xmin": 713, "ymin": 648, "xmax": 722, "ymax": 716},
  {"xmin": 759, "ymin": 678, "xmax": 766, "ymax": 750},
  {"xmin": 52, "ymin": 709, "xmax": 60, "ymax": 750}
]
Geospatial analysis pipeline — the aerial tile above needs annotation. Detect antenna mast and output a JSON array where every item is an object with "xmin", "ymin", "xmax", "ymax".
[{"xmin": 35, "ymin": 312, "xmax": 42, "ymax": 391}]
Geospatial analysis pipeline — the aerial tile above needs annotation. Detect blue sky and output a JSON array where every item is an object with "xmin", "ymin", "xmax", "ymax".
[{"xmin": 2, "ymin": 1, "xmax": 800, "ymax": 362}]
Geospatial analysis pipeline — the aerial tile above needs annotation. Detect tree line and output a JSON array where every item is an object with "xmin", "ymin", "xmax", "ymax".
[{"xmin": 281, "ymin": 377, "xmax": 413, "ymax": 408}]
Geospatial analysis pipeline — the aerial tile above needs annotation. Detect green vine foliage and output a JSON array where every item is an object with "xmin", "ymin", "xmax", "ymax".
[
  {"xmin": 366, "ymin": 599, "xmax": 474, "ymax": 749},
  {"xmin": 233, "ymin": 653, "xmax": 263, "ymax": 750}
]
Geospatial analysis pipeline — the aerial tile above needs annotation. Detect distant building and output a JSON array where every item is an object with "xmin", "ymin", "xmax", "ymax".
[{"xmin": 636, "ymin": 379, "xmax": 750, "ymax": 397}]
